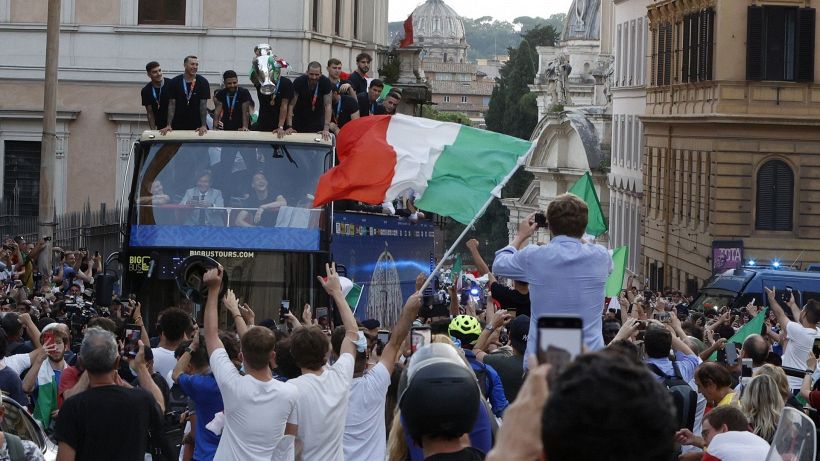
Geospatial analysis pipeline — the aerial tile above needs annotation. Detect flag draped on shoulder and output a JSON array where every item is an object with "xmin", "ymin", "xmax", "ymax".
[
  {"xmin": 312, "ymin": 114, "xmax": 534, "ymax": 225},
  {"xmin": 34, "ymin": 364, "xmax": 58, "ymax": 427},
  {"xmin": 568, "ymin": 171, "xmax": 608, "ymax": 237}
]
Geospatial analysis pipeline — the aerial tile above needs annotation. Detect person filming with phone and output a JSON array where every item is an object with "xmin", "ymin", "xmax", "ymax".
[
  {"xmin": 492, "ymin": 193, "xmax": 612, "ymax": 363},
  {"xmin": 765, "ymin": 288, "xmax": 820, "ymax": 392}
]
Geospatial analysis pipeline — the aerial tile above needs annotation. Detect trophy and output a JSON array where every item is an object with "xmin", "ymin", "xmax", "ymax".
[{"xmin": 252, "ymin": 44, "xmax": 288, "ymax": 96}]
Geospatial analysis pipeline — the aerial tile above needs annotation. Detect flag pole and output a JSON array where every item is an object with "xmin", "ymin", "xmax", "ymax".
[{"xmin": 418, "ymin": 142, "xmax": 536, "ymax": 293}]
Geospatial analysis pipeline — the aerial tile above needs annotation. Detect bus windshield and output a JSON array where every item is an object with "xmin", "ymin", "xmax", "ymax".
[{"xmin": 129, "ymin": 141, "xmax": 330, "ymax": 251}]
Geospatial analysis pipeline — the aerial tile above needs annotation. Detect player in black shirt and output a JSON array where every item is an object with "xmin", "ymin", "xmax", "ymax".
[
  {"xmin": 141, "ymin": 61, "xmax": 171, "ymax": 130},
  {"xmin": 213, "ymin": 70, "xmax": 252, "ymax": 131},
  {"xmin": 357, "ymin": 78, "xmax": 384, "ymax": 117},
  {"xmin": 252, "ymin": 72, "xmax": 294, "ymax": 138},
  {"xmin": 162, "ymin": 55, "xmax": 211, "ymax": 136},
  {"xmin": 375, "ymin": 91, "xmax": 402, "ymax": 115},
  {"xmin": 466, "ymin": 238, "xmax": 531, "ymax": 317},
  {"xmin": 347, "ymin": 52, "xmax": 372, "ymax": 95},
  {"xmin": 287, "ymin": 61, "xmax": 332, "ymax": 140},
  {"xmin": 329, "ymin": 88, "xmax": 360, "ymax": 134}
]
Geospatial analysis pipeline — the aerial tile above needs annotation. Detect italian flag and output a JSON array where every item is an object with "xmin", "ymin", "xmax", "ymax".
[
  {"xmin": 567, "ymin": 171, "xmax": 608, "ymax": 237},
  {"xmin": 605, "ymin": 246, "xmax": 629, "ymax": 297},
  {"xmin": 312, "ymin": 115, "xmax": 533, "ymax": 224},
  {"xmin": 34, "ymin": 363, "xmax": 59, "ymax": 427}
]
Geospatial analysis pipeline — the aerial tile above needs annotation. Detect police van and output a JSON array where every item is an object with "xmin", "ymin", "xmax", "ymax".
[{"xmin": 690, "ymin": 266, "xmax": 820, "ymax": 311}]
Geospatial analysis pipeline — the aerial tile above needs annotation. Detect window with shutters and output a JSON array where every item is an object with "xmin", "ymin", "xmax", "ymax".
[
  {"xmin": 681, "ymin": 8, "xmax": 715, "ymax": 83},
  {"xmin": 138, "ymin": 0, "xmax": 185, "ymax": 25},
  {"xmin": 747, "ymin": 6, "xmax": 815, "ymax": 82},
  {"xmin": 652, "ymin": 22, "xmax": 673, "ymax": 85},
  {"xmin": 755, "ymin": 160, "xmax": 794, "ymax": 231}
]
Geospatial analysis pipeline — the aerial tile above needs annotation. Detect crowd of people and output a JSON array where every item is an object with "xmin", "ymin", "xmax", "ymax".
[{"xmin": 2, "ymin": 192, "xmax": 819, "ymax": 460}]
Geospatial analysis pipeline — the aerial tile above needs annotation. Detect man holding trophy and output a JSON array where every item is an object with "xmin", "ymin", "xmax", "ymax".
[{"xmin": 250, "ymin": 44, "xmax": 293, "ymax": 138}]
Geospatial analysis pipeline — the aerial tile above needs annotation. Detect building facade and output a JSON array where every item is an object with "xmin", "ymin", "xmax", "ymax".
[
  {"xmin": 0, "ymin": 0, "xmax": 389, "ymax": 214},
  {"xmin": 609, "ymin": 0, "xmax": 650, "ymax": 276},
  {"xmin": 642, "ymin": 0, "xmax": 820, "ymax": 292},
  {"xmin": 408, "ymin": 0, "xmax": 495, "ymax": 126}
]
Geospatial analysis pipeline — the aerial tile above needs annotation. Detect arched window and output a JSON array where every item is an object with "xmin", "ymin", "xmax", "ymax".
[{"xmin": 755, "ymin": 159, "xmax": 794, "ymax": 231}]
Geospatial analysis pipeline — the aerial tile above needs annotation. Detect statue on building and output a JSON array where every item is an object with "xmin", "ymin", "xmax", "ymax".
[{"xmin": 556, "ymin": 55, "xmax": 573, "ymax": 106}]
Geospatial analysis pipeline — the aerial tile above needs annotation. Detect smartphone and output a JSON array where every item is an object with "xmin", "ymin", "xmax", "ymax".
[
  {"xmin": 410, "ymin": 326, "xmax": 431, "ymax": 356},
  {"xmin": 741, "ymin": 358, "xmax": 753, "ymax": 378},
  {"xmin": 813, "ymin": 338, "xmax": 820, "ymax": 358},
  {"xmin": 279, "ymin": 300, "xmax": 290, "ymax": 323},
  {"xmin": 536, "ymin": 315, "xmax": 583, "ymax": 369},
  {"xmin": 724, "ymin": 342, "xmax": 738, "ymax": 366},
  {"xmin": 377, "ymin": 329, "xmax": 390, "ymax": 355},
  {"xmin": 315, "ymin": 307, "xmax": 329, "ymax": 330},
  {"xmin": 122, "ymin": 324, "xmax": 141, "ymax": 358},
  {"xmin": 41, "ymin": 331, "xmax": 55, "ymax": 347},
  {"xmin": 654, "ymin": 312, "xmax": 672, "ymax": 323}
]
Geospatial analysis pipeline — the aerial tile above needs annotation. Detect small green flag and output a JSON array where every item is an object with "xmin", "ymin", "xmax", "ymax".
[
  {"xmin": 708, "ymin": 308, "xmax": 768, "ymax": 361},
  {"xmin": 378, "ymin": 84, "xmax": 394, "ymax": 101},
  {"xmin": 568, "ymin": 171, "xmax": 608, "ymax": 237},
  {"xmin": 452, "ymin": 254, "xmax": 463, "ymax": 291},
  {"xmin": 605, "ymin": 246, "xmax": 629, "ymax": 297},
  {"xmin": 347, "ymin": 283, "xmax": 363, "ymax": 314}
]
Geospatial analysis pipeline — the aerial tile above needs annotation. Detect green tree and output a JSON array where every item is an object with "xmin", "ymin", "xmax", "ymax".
[{"xmin": 445, "ymin": 25, "xmax": 559, "ymax": 265}]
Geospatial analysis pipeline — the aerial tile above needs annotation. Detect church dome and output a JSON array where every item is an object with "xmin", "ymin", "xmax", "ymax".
[{"xmin": 411, "ymin": 0, "xmax": 466, "ymax": 46}]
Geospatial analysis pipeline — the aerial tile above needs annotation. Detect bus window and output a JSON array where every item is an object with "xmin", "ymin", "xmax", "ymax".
[{"xmin": 130, "ymin": 141, "xmax": 329, "ymax": 251}]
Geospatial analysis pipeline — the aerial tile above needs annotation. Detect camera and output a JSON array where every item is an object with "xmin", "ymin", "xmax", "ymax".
[{"xmin": 534, "ymin": 212, "xmax": 548, "ymax": 228}]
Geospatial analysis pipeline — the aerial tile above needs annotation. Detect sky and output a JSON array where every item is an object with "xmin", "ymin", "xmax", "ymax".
[{"xmin": 388, "ymin": 0, "xmax": 574, "ymax": 24}]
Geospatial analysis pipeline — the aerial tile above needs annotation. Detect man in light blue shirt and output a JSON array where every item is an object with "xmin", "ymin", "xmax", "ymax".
[{"xmin": 492, "ymin": 193, "xmax": 612, "ymax": 360}]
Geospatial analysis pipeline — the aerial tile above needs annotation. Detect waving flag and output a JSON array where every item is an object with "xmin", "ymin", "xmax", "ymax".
[
  {"xmin": 568, "ymin": 171, "xmax": 608, "ymax": 237},
  {"xmin": 313, "ymin": 115, "xmax": 533, "ymax": 224},
  {"xmin": 605, "ymin": 246, "xmax": 629, "ymax": 297}
]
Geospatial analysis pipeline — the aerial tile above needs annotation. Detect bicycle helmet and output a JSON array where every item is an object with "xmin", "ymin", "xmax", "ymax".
[
  {"xmin": 398, "ymin": 343, "xmax": 481, "ymax": 444},
  {"xmin": 448, "ymin": 315, "xmax": 482, "ymax": 345}
]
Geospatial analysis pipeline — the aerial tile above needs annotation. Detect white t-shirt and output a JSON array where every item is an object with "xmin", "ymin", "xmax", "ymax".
[
  {"xmin": 151, "ymin": 346, "xmax": 177, "ymax": 387},
  {"xmin": 343, "ymin": 362, "xmax": 391, "ymax": 461},
  {"xmin": 290, "ymin": 353, "xmax": 355, "ymax": 461},
  {"xmin": 1, "ymin": 353, "xmax": 31, "ymax": 375},
  {"xmin": 210, "ymin": 348, "xmax": 299, "ymax": 461},
  {"xmin": 705, "ymin": 430, "xmax": 770, "ymax": 461},
  {"xmin": 783, "ymin": 321, "xmax": 817, "ymax": 389}
]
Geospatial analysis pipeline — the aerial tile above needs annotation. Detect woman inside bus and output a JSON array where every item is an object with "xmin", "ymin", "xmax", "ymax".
[{"xmin": 236, "ymin": 172, "xmax": 287, "ymax": 227}]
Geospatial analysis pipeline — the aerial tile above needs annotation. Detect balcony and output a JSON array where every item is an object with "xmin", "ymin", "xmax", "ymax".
[{"xmin": 645, "ymin": 80, "xmax": 820, "ymax": 120}]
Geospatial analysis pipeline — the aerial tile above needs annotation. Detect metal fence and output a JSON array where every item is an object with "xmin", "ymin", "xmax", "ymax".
[{"xmin": 0, "ymin": 200, "xmax": 122, "ymax": 257}]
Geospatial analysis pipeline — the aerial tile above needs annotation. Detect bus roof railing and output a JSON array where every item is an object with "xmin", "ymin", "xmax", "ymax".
[{"xmin": 139, "ymin": 130, "xmax": 334, "ymax": 146}]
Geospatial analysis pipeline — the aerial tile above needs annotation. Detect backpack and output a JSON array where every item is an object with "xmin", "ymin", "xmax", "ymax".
[
  {"xmin": 4, "ymin": 432, "xmax": 24, "ymax": 461},
  {"xmin": 648, "ymin": 361, "xmax": 697, "ymax": 431}
]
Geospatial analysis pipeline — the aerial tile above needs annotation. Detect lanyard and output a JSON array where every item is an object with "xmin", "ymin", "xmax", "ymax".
[
  {"xmin": 183, "ymin": 78, "xmax": 197, "ymax": 105},
  {"xmin": 311, "ymin": 80, "xmax": 320, "ymax": 111},
  {"xmin": 152, "ymin": 81, "xmax": 164, "ymax": 110},
  {"xmin": 334, "ymin": 97, "xmax": 343, "ymax": 122},
  {"xmin": 226, "ymin": 91, "xmax": 237, "ymax": 119}
]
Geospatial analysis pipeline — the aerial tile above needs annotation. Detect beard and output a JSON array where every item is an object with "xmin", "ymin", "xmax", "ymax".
[{"xmin": 48, "ymin": 354, "xmax": 64, "ymax": 364}]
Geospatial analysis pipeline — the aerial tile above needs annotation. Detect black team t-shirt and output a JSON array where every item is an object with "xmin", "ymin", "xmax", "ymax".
[
  {"xmin": 347, "ymin": 71, "xmax": 368, "ymax": 95},
  {"xmin": 168, "ymin": 74, "xmax": 211, "ymax": 130},
  {"xmin": 291, "ymin": 74, "xmax": 333, "ymax": 133},
  {"xmin": 214, "ymin": 87, "xmax": 253, "ymax": 131},
  {"xmin": 140, "ymin": 77, "xmax": 171, "ymax": 129},
  {"xmin": 332, "ymin": 94, "xmax": 359, "ymax": 130},
  {"xmin": 256, "ymin": 76, "xmax": 295, "ymax": 131},
  {"xmin": 55, "ymin": 385, "xmax": 168, "ymax": 461},
  {"xmin": 357, "ymin": 91, "xmax": 379, "ymax": 117}
]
